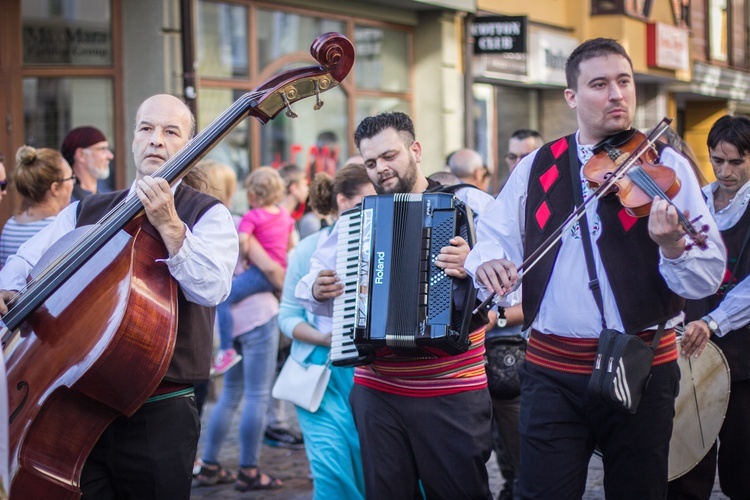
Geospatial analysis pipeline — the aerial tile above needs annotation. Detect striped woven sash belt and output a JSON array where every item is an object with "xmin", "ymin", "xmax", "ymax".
[{"xmin": 526, "ymin": 328, "xmax": 678, "ymax": 375}]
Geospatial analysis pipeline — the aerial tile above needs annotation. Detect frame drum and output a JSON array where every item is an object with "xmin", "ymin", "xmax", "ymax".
[{"xmin": 668, "ymin": 340, "xmax": 730, "ymax": 480}]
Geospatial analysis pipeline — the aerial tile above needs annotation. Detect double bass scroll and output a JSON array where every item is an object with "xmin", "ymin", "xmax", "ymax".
[{"xmin": 3, "ymin": 32, "xmax": 354, "ymax": 499}]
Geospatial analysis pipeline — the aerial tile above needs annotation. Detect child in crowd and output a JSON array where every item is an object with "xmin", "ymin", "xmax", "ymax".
[{"xmin": 212, "ymin": 166, "xmax": 296, "ymax": 375}]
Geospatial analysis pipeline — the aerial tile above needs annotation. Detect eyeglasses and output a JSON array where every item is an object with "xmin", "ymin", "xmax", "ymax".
[
  {"xmin": 85, "ymin": 145, "xmax": 111, "ymax": 153},
  {"xmin": 58, "ymin": 174, "xmax": 77, "ymax": 183},
  {"xmin": 482, "ymin": 165, "xmax": 491, "ymax": 180},
  {"xmin": 0, "ymin": 180, "xmax": 6, "ymax": 191}
]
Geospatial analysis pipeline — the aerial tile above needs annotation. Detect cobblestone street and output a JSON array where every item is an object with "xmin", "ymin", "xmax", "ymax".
[{"xmin": 190, "ymin": 400, "xmax": 728, "ymax": 499}]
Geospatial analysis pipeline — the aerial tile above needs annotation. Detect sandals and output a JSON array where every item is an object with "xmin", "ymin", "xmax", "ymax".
[
  {"xmin": 194, "ymin": 463, "xmax": 237, "ymax": 486},
  {"xmin": 235, "ymin": 468, "xmax": 283, "ymax": 492}
]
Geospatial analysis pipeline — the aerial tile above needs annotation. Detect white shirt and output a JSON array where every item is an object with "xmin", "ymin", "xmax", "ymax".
[
  {"xmin": 701, "ymin": 179, "xmax": 750, "ymax": 336},
  {"xmin": 0, "ymin": 183, "xmax": 238, "ymax": 307},
  {"xmin": 295, "ymin": 187, "xmax": 497, "ymax": 317},
  {"xmin": 464, "ymin": 134, "xmax": 726, "ymax": 338}
]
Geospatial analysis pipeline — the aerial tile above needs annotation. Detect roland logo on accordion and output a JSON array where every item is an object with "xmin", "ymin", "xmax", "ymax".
[{"xmin": 330, "ymin": 192, "xmax": 478, "ymax": 367}]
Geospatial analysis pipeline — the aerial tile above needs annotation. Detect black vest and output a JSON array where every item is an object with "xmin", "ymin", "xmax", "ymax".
[
  {"xmin": 522, "ymin": 135, "xmax": 684, "ymax": 334},
  {"xmin": 76, "ymin": 184, "xmax": 221, "ymax": 383},
  {"xmin": 685, "ymin": 202, "xmax": 750, "ymax": 380}
]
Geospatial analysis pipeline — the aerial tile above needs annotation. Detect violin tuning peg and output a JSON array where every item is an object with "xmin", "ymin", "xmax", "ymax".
[
  {"xmin": 701, "ymin": 224, "xmax": 710, "ymax": 233},
  {"xmin": 684, "ymin": 243, "xmax": 693, "ymax": 252}
]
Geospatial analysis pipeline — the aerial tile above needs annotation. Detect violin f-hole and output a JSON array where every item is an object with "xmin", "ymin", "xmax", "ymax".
[{"xmin": 9, "ymin": 381, "xmax": 29, "ymax": 424}]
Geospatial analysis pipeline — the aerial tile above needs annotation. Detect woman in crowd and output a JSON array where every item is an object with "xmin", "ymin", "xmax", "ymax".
[
  {"xmin": 195, "ymin": 159, "xmax": 284, "ymax": 492},
  {"xmin": 278, "ymin": 163, "xmax": 375, "ymax": 500},
  {"xmin": 0, "ymin": 146, "xmax": 74, "ymax": 265}
]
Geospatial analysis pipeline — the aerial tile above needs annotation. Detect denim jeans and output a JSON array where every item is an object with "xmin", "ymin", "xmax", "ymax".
[
  {"xmin": 202, "ymin": 316, "xmax": 280, "ymax": 468},
  {"xmin": 216, "ymin": 266, "xmax": 275, "ymax": 349}
]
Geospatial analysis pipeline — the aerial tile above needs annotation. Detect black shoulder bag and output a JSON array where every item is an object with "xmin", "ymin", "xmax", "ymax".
[{"xmin": 569, "ymin": 137, "xmax": 665, "ymax": 414}]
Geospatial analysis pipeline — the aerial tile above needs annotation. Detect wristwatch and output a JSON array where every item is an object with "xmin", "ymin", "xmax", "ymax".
[
  {"xmin": 496, "ymin": 307, "xmax": 507, "ymax": 328},
  {"xmin": 702, "ymin": 315, "xmax": 719, "ymax": 336}
]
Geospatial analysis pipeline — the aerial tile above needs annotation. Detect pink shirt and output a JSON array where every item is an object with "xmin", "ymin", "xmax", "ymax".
[{"xmin": 238, "ymin": 207, "xmax": 295, "ymax": 268}]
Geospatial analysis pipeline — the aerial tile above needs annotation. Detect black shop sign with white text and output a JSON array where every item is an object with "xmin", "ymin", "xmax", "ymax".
[{"xmin": 471, "ymin": 16, "xmax": 527, "ymax": 54}]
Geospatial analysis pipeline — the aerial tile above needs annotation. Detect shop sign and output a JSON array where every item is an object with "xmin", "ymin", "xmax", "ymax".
[
  {"xmin": 527, "ymin": 29, "xmax": 579, "ymax": 86},
  {"xmin": 23, "ymin": 20, "xmax": 111, "ymax": 65},
  {"xmin": 471, "ymin": 16, "xmax": 527, "ymax": 54},
  {"xmin": 646, "ymin": 23, "xmax": 689, "ymax": 71}
]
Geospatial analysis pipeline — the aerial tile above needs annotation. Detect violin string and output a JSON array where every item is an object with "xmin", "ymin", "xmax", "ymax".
[{"xmin": 627, "ymin": 164, "xmax": 695, "ymax": 235}]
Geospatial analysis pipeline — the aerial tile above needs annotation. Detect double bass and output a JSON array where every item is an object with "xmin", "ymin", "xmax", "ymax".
[{"xmin": 0, "ymin": 32, "xmax": 354, "ymax": 499}]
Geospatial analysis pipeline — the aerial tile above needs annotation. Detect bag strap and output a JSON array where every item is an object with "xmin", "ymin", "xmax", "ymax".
[
  {"xmin": 568, "ymin": 136, "xmax": 607, "ymax": 331},
  {"xmin": 567, "ymin": 136, "xmax": 665, "ymax": 349}
]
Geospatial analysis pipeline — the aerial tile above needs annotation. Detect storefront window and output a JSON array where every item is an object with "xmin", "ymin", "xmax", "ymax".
[
  {"xmin": 354, "ymin": 26, "xmax": 410, "ymax": 93},
  {"xmin": 259, "ymin": 81, "xmax": 348, "ymax": 174},
  {"xmin": 23, "ymin": 77, "xmax": 114, "ymax": 152},
  {"xmin": 199, "ymin": 88, "xmax": 253, "ymax": 213},
  {"xmin": 196, "ymin": 2, "xmax": 249, "ymax": 78},
  {"xmin": 709, "ymin": 0, "xmax": 728, "ymax": 62},
  {"xmin": 23, "ymin": 77, "xmax": 115, "ymax": 191},
  {"xmin": 255, "ymin": 9, "xmax": 344, "ymax": 73},
  {"xmin": 356, "ymin": 97, "xmax": 410, "ymax": 126},
  {"xmin": 22, "ymin": 0, "xmax": 112, "ymax": 66},
  {"xmin": 196, "ymin": 1, "xmax": 412, "ymax": 190}
]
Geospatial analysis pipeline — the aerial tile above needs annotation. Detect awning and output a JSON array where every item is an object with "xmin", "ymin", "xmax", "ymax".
[{"xmin": 359, "ymin": 0, "xmax": 475, "ymax": 12}]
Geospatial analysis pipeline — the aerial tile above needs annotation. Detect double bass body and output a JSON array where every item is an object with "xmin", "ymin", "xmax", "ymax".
[{"xmin": 6, "ymin": 219, "xmax": 177, "ymax": 498}]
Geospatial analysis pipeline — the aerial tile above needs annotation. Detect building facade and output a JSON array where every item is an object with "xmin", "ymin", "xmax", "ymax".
[{"xmin": 1, "ymin": 0, "xmax": 749, "ymax": 222}]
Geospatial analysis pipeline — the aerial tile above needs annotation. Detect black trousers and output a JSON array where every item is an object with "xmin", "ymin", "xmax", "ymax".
[
  {"xmin": 81, "ymin": 394, "xmax": 200, "ymax": 499},
  {"xmin": 349, "ymin": 384, "xmax": 493, "ymax": 500},
  {"xmin": 668, "ymin": 379, "xmax": 750, "ymax": 500},
  {"xmin": 518, "ymin": 361, "xmax": 680, "ymax": 500}
]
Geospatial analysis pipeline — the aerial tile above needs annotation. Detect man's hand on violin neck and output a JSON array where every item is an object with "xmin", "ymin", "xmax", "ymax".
[{"xmin": 648, "ymin": 196, "xmax": 686, "ymax": 259}]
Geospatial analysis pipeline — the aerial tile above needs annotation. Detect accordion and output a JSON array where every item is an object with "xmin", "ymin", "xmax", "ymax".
[{"xmin": 331, "ymin": 192, "xmax": 477, "ymax": 367}]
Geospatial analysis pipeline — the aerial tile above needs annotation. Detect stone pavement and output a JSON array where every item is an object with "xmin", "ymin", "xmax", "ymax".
[{"xmin": 190, "ymin": 399, "xmax": 728, "ymax": 500}]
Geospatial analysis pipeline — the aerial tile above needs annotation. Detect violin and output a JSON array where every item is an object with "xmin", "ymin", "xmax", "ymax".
[
  {"xmin": 583, "ymin": 125, "xmax": 709, "ymax": 250},
  {"xmin": 473, "ymin": 118, "xmax": 710, "ymax": 314}
]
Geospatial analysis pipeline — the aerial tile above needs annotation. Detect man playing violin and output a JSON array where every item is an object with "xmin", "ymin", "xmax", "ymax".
[
  {"xmin": 0, "ymin": 94, "xmax": 238, "ymax": 499},
  {"xmin": 668, "ymin": 115, "xmax": 750, "ymax": 500},
  {"xmin": 465, "ymin": 38, "xmax": 726, "ymax": 499}
]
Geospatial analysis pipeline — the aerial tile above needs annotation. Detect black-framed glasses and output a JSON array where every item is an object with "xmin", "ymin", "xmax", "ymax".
[
  {"xmin": 0, "ymin": 180, "xmax": 6, "ymax": 191},
  {"xmin": 58, "ymin": 174, "xmax": 77, "ymax": 183}
]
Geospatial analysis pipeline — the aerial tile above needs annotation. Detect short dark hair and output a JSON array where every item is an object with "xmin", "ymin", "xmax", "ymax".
[
  {"xmin": 707, "ymin": 115, "xmax": 750, "ymax": 157},
  {"xmin": 510, "ymin": 129, "xmax": 542, "ymax": 142},
  {"xmin": 565, "ymin": 38, "xmax": 633, "ymax": 90},
  {"xmin": 354, "ymin": 111, "xmax": 415, "ymax": 149}
]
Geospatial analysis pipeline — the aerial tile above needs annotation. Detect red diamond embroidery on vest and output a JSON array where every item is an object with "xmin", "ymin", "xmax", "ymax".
[
  {"xmin": 535, "ymin": 201, "xmax": 552, "ymax": 229},
  {"xmin": 539, "ymin": 164, "xmax": 559, "ymax": 192},
  {"xmin": 550, "ymin": 137, "xmax": 568, "ymax": 158},
  {"xmin": 618, "ymin": 208, "xmax": 638, "ymax": 231}
]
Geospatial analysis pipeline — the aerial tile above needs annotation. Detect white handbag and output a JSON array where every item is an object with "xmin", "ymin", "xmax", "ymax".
[{"xmin": 271, "ymin": 356, "xmax": 331, "ymax": 413}]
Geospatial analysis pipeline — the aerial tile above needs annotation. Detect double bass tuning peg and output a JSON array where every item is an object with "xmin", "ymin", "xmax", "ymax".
[
  {"xmin": 279, "ymin": 89, "xmax": 299, "ymax": 119},
  {"xmin": 313, "ymin": 78, "xmax": 324, "ymax": 111}
]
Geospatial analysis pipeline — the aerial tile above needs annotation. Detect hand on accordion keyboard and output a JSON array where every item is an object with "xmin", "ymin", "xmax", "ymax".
[
  {"xmin": 312, "ymin": 269, "xmax": 344, "ymax": 302},
  {"xmin": 434, "ymin": 236, "xmax": 470, "ymax": 279}
]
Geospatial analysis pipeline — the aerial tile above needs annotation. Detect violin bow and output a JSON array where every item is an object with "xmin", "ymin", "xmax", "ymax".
[{"xmin": 473, "ymin": 118, "xmax": 673, "ymax": 314}]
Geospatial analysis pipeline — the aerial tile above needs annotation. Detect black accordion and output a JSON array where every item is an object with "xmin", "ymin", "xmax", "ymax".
[{"xmin": 331, "ymin": 192, "xmax": 477, "ymax": 367}]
